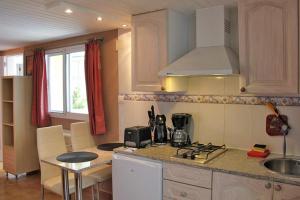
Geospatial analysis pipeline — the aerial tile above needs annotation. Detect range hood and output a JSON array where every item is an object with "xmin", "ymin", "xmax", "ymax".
[{"xmin": 159, "ymin": 6, "xmax": 239, "ymax": 76}]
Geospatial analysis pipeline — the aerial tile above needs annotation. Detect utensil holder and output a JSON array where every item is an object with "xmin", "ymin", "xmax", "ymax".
[{"xmin": 266, "ymin": 114, "xmax": 289, "ymax": 136}]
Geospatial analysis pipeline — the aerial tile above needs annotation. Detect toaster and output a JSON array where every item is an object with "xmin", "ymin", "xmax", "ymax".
[{"xmin": 124, "ymin": 126, "xmax": 152, "ymax": 148}]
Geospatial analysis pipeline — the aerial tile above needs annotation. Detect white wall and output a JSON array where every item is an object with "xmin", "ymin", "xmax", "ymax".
[{"xmin": 117, "ymin": 30, "xmax": 300, "ymax": 156}]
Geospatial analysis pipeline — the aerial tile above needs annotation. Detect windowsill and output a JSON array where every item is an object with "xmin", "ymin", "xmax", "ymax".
[{"xmin": 49, "ymin": 112, "xmax": 89, "ymax": 121}]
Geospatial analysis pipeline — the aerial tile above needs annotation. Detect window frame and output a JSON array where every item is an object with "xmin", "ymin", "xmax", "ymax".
[{"xmin": 45, "ymin": 45, "xmax": 88, "ymax": 120}]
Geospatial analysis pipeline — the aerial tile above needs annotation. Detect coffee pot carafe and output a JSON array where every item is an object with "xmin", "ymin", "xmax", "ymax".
[{"xmin": 170, "ymin": 113, "xmax": 192, "ymax": 147}]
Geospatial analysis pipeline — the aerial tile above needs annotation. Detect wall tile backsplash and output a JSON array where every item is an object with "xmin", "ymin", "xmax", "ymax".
[
  {"xmin": 119, "ymin": 100, "xmax": 300, "ymax": 155},
  {"xmin": 119, "ymin": 93, "xmax": 300, "ymax": 106},
  {"xmin": 118, "ymin": 30, "xmax": 300, "ymax": 156}
]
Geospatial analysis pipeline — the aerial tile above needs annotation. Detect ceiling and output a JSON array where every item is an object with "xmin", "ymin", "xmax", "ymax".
[{"xmin": 0, "ymin": 0, "xmax": 236, "ymax": 51}]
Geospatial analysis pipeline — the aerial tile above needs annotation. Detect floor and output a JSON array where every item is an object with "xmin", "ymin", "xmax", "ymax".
[{"xmin": 0, "ymin": 163, "xmax": 112, "ymax": 200}]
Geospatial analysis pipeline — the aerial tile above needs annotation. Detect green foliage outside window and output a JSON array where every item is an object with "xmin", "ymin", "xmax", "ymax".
[{"xmin": 72, "ymin": 87, "xmax": 86, "ymax": 109}]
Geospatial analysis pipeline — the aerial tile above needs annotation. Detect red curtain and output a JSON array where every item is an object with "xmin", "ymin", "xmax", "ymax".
[
  {"xmin": 31, "ymin": 49, "xmax": 50, "ymax": 127},
  {"xmin": 85, "ymin": 40, "xmax": 106, "ymax": 135}
]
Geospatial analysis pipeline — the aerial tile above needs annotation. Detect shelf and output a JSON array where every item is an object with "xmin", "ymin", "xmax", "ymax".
[
  {"xmin": 2, "ymin": 100, "xmax": 14, "ymax": 103},
  {"xmin": 2, "ymin": 102, "xmax": 13, "ymax": 124},
  {"xmin": 3, "ymin": 125, "xmax": 14, "ymax": 146},
  {"xmin": 2, "ymin": 78, "xmax": 13, "ymax": 101},
  {"xmin": 3, "ymin": 123, "xmax": 14, "ymax": 127}
]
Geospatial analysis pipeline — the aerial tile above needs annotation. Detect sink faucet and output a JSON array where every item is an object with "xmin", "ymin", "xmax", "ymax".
[{"xmin": 281, "ymin": 124, "xmax": 289, "ymax": 158}]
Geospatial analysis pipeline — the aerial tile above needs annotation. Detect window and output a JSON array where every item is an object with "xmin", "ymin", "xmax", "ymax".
[
  {"xmin": 3, "ymin": 54, "xmax": 24, "ymax": 76},
  {"xmin": 46, "ymin": 45, "xmax": 88, "ymax": 119}
]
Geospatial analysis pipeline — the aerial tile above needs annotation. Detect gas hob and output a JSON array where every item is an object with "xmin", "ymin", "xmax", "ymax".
[{"xmin": 172, "ymin": 142, "xmax": 227, "ymax": 164}]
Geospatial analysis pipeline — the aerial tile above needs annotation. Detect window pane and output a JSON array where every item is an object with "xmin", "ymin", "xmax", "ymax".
[
  {"xmin": 68, "ymin": 51, "xmax": 88, "ymax": 114},
  {"xmin": 4, "ymin": 55, "xmax": 23, "ymax": 76},
  {"xmin": 48, "ymin": 54, "xmax": 64, "ymax": 113}
]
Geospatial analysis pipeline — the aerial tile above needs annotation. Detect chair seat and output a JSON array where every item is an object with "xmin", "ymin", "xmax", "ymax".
[
  {"xmin": 83, "ymin": 164, "xmax": 112, "ymax": 183},
  {"xmin": 43, "ymin": 174, "xmax": 95, "ymax": 195}
]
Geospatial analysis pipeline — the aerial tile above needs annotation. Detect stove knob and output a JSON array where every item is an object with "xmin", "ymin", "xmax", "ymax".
[
  {"xmin": 182, "ymin": 153, "xmax": 188, "ymax": 158},
  {"xmin": 191, "ymin": 155, "xmax": 196, "ymax": 160}
]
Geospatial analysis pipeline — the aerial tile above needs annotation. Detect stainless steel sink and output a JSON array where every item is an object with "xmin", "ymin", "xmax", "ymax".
[{"xmin": 263, "ymin": 158, "xmax": 300, "ymax": 177}]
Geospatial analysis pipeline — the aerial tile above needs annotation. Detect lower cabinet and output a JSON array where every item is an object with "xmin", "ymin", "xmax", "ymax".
[
  {"xmin": 273, "ymin": 182, "xmax": 300, "ymax": 200},
  {"xmin": 212, "ymin": 172, "xmax": 272, "ymax": 200},
  {"xmin": 163, "ymin": 163, "xmax": 212, "ymax": 200},
  {"xmin": 213, "ymin": 172, "xmax": 300, "ymax": 200},
  {"xmin": 164, "ymin": 180, "xmax": 211, "ymax": 200}
]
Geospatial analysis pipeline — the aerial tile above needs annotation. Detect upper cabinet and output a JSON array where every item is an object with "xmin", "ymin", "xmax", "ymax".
[
  {"xmin": 239, "ymin": 0, "xmax": 299, "ymax": 94},
  {"xmin": 132, "ymin": 9, "xmax": 191, "ymax": 92}
]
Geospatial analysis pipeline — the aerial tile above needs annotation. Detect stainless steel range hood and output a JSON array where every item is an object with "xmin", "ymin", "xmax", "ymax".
[{"xmin": 159, "ymin": 6, "xmax": 239, "ymax": 76}]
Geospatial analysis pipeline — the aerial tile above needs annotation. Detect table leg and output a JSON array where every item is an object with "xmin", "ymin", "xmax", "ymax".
[
  {"xmin": 61, "ymin": 169, "xmax": 70, "ymax": 200},
  {"xmin": 74, "ymin": 172, "xmax": 83, "ymax": 200}
]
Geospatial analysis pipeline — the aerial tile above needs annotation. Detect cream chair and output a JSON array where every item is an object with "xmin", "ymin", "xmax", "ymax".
[
  {"xmin": 70, "ymin": 122, "xmax": 112, "ymax": 199},
  {"xmin": 70, "ymin": 122, "xmax": 95, "ymax": 151},
  {"xmin": 37, "ymin": 125, "xmax": 96, "ymax": 199}
]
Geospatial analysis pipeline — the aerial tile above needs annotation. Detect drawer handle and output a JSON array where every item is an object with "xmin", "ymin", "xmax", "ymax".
[
  {"xmin": 265, "ymin": 182, "xmax": 272, "ymax": 189},
  {"xmin": 180, "ymin": 192, "xmax": 187, "ymax": 197},
  {"xmin": 274, "ymin": 184, "xmax": 282, "ymax": 191},
  {"xmin": 240, "ymin": 87, "xmax": 246, "ymax": 93}
]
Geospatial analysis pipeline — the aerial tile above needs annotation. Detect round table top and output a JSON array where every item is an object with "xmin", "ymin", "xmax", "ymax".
[
  {"xmin": 97, "ymin": 143, "xmax": 123, "ymax": 151},
  {"xmin": 56, "ymin": 152, "xmax": 98, "ymax": 163}
]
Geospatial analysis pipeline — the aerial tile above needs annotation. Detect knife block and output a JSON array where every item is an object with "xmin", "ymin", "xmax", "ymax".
[{"xmin": 266, "ymin": 114, "xmax": 288, "ymax": 136}]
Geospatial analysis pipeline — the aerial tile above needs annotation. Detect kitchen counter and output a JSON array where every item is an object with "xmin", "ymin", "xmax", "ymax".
[{"xmin": 115, "ymin": 145, "xmax": 300, "ymax": 186}]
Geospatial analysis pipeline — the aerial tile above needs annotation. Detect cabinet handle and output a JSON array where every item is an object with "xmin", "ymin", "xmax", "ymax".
[
  {"xmin": 274, "ymin": 184, "xmax": 282, "ymax": 191},
  {"xmin": 240, "ymin": 87, "xmax": 246, "ymax": 92},
  {"xmin": 161, "ymin": 86, "xmax": 166, "ymax": 91},
  {"xmin": 180, "ymin": 192, "xmax": 187, "ymax": 197},
  {"xmin": 265, "ymin": 182, "xmax": 272, "ymax": 189}
]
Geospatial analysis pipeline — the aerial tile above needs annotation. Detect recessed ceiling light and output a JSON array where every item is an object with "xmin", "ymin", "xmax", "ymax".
[
  {"xmin": 65, "ymin": 8, "xmax": 73, "ymax": 14},
  {"xmin": 97, "ymin": 16, "xmax": 103, "ymax": 21},
  {"xmin": 122, "ymin": 24, "xmax": 128, "ymax": 27}
]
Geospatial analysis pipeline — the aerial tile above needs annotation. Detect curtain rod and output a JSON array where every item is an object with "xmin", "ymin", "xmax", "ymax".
[
  {"xmin": 26, "ymin": 36, "xmax": 105, "ymax": 53},
  {"xmin": 48, "ymin": 36, "xmax": 105, "ymax": 49}
]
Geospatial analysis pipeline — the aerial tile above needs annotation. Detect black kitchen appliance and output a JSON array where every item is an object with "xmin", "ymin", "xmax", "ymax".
[
  {"xmin": 124, "ymin": 126, "xmax": 152, "ymax": 148},
  {"xmin": 154, "ymin": 114, "xmax": 168, "ymax": 144},
  {"xmin": 170, "ymin": 113, "xmax": 192, "ymax": 147},
  {"xmin": 147, "ymin": 105, "xmax": 168, "ymax": 145}
]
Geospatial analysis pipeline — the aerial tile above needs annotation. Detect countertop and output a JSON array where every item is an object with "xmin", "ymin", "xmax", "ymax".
[{"xmin": 115, "ymin": 145, "xmax": 300, "ymax": 186}]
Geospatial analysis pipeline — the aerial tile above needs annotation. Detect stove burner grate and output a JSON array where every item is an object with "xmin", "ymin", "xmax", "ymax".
[{"xmin": 176, "ymin": 142, "xmax": 227, "ymax": 161}]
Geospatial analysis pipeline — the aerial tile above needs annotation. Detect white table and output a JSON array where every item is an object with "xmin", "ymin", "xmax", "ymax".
[{"xmin": 41, "ymin": 147, "xmax": 113, "ymax": 200}]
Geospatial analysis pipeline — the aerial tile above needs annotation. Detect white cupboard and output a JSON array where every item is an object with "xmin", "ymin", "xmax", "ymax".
[
  {"xmin": 112, "ymin": 154, "xmax": 163, "ymax": 200},
  {"xmin": 132, "ymin": 9, "xmax": 191, "ymax": 92},
  {"xmin": 238, "ymin": 0, "xmax": 299, "ymax": 94}
]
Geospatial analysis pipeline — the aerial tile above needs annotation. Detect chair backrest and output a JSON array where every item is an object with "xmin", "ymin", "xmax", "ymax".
[
  {"xmin": 70, "ymin": 122, "xmax": 95, "ymax": 151},
  {"xmin": 37, "ymin": 125, "xmax": 67, "ymax": 184}
]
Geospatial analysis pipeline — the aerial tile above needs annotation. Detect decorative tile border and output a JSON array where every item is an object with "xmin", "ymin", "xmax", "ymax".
[{"xmin": 119, "ymin": 94, "xmax": 300, "ymax": 106}]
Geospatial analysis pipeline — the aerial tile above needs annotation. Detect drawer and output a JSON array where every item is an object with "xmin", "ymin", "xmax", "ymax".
[
  {"xmin": 163, "ymin": 180, "xmax": 211, "ymax": 200},
  {"xmin": 163, "ymin": 163, "xmax": 212, "ymax": 188}
]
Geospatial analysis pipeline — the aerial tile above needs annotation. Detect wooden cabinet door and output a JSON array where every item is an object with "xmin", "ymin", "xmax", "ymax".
[
  {"xmin": 273, "ymin": 182, "xmax": 300, "ymax": 200},
  {"xmin": 212, "ymin": 172, "xmax": 272, "ymax": 200},
  {"xmin": 239, "ymin": 0, "xmax": 299, "ymax": 94},
  {"xmin": 163, "ymin": 180, "xmax": 211, "ymax": 200},
  {"xmin": 132, "ymin": 10, "xmax": 167, "ymax": 92}
]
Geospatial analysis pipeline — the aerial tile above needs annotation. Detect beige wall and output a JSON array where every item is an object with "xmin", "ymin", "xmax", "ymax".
[
  {"xmin": 0, "ymin": 56, "xmax": 3, "ymax": 161},
  {"xmin": 117, "ymin": 30, "xmax": 300, "ymax": 156},
  {"xmin": 23, "ymin": 30, "xmax": 120, "ymax": 144}
]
